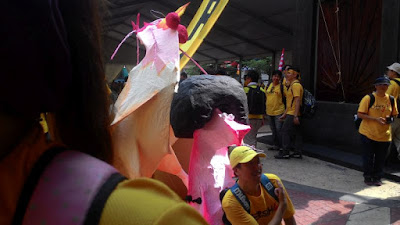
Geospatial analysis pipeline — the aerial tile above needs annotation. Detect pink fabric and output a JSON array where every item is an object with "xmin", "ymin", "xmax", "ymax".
[
  {"xmin": 111, "ymin": 16, "xmax": 184, "ymax": 179},
  {"xmin": 23, "ymin": 151, "xmax": 117, "ymax": 225},
  {"xmin": 187, "ymin": 110, "xmax": 250, "ymax": 225}
]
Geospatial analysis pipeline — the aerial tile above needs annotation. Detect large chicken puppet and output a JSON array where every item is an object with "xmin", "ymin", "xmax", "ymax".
[{"xmin": 111, "ymin": 4, "xmax": 251, "ymax": 225}]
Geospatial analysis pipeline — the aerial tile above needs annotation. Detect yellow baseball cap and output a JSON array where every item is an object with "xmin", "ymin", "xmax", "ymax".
[{"xmin": 229, "ymin": 146, "xmax": 266, "ymax": 168}]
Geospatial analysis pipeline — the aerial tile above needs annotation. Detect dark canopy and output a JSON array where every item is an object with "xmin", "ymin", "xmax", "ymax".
[{"xmin": 103, "ymin": 0, "xmax": 298, "ymax": 64}]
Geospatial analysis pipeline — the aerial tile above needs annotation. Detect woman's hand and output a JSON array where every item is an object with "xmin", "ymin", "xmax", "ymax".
[{"xmin": 376, "ymin": 117, "xmax": 386, "ymax": 125}]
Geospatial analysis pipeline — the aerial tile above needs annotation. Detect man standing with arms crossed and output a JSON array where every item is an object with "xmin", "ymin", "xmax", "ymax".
[{"xmin": 275, "ymin": 68, "xmax": 303, "ymax": 159}]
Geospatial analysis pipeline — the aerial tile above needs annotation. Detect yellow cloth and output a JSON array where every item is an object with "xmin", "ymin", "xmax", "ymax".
[
  {"xmin": 358, "ymin": 93, "xmax": 398, "ymax": 142},
  {"xmin": 222, "ymin": 174, "xmax": 295, "ymax": 225},
  {"xmin": 244, "ymin": 85, "xmax": 266, "ymax": 119},
  {"xmin": 284, "ymin": 80, "xmax": 303, "ymax": 116},
  {"xmin": 386, "ymin": 78, "xmax": 400, "ymax": 99},
  {"xmin": 39, "ymin": 113, "xmax": 49, "ymax": 133},
  {"xmin": 100, "ymin": 178, "xmax": 208, "ymax": 225},
  {"xmin": 266, "ymin": 83, "xmax": 285, "ymax": 116}
]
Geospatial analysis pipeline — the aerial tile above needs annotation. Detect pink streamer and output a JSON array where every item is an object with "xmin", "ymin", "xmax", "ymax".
[
  {"xmin": 110, "ymin": 30, "xmax": 136, "ymax": 60},
  {"xmin": 179, "ymin": 48, "xmax": 208, "ymax": 75},
  {"xmin": 136, "ymin": 13, "xmax": 140, "ymax": 65}
]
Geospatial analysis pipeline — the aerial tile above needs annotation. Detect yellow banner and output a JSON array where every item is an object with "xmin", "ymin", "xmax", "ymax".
[{"xmin": 179, "ymin": 0, "xmax": 229, "ymax": 69}]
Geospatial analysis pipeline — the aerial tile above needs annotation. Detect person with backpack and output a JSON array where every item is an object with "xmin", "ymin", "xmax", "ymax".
[
  {"xmin": 275, "ymin": 68, "xmax": 304, "ymax": 159},
  {"xmin": 357, "ymin": 76, "xmax": 398, "ymax": 186},
  {"xmin": 243, "ymin": 70, "xmax": 266, "ymax": 147},
  {"xmin": 221, "ymin": 146, "xmax": 296, "ymax": 225},
  {"xmin": 266, "ymin": 70, "xmax": 286, "ymax": 151},
  {"xmin": 386, "ymin": 62, "xmax": 400, "ymax": 162},
  {"xmin": 0, "ymin": 1, "xmax": 208, "ymax": 224}
]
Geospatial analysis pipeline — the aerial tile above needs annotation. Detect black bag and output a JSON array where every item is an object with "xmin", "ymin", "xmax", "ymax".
[
  {"xmin": 301, "ymin": 89, "xmax": 316, "ymax": 118},
  {"xmin": 247, "ymin": 86, "xmax": 266, "ymax": 115}
]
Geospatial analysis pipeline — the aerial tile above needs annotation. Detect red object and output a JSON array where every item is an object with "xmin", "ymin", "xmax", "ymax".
[
  {"xmin": 231, "ymin": 61, "xmax": 238, "ymax": 68},
  {"xmin": 177, "ymin": 24, "xmax": 188, "ymax": 43},
  {"xmin": 278, "ymin": 48, "xmax": 285, "ymax": 71},
  {"xmin": 166, "ymin": 12, "xmax": 180, "ymax": 30}
]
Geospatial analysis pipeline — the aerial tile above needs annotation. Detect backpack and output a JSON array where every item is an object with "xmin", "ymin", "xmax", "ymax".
[
  {"xmin": 12, "ymin": 147, "xmax": 126, "ymax": 225},
  {"xmin": 247, "ymin": 86, "xmax": 266, "ymax": 115},
  {"xmin": 290, "ymin": 82, "xmax": 316, "ymax": 118},
  {"xmin": 301, "ymin": 89, "xmax": 316, "ymax": 118},
  {"xmin": 354, "ymin": 93, "xmax": 395, "ymax": 129},
  {"xmin": 220, "ymin": 174, "xmax": 278, "ymax": 225}
]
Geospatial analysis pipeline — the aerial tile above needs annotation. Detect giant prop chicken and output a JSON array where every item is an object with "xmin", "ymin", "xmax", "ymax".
[{"xmin": 111, "ymin": 4, "xmax": 252, "ymax": 225}]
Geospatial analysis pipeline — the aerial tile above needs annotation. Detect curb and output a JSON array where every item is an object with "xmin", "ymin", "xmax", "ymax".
[{"xmin": 257, "ymin": 135, "xmax": 400, "ymax": 183}]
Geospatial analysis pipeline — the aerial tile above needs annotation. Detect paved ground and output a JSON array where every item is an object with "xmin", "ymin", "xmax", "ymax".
[{"xmin": 256, "ymin": 125, "xmax": 400, "ymax": 225}]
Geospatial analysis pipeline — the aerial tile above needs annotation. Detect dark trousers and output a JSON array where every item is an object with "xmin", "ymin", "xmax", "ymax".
[
  {"xmin": 360, "ymin": 134, "xmax": 389, "ymax": 180},
  {"xmin": 281, "ymin": 115, "xmax": 303, "ymax": 154},
  {"xmin": 268, "ymin": 115, "xmax": 283, "ymax": 148}
]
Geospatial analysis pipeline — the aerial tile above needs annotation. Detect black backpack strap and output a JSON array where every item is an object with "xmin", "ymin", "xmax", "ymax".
[
  {"xmin": 260, "ymin": 174, "xmax": 279, "ymax": 202},
  {"xmin": 83, "ymin": 173, "xmax": 126, "ymax": 225},
  {"xmin": 230, "ymin": 183, "xmax": 250, "ymax": 213},
  {"xmin": 368, "ymin": 93, "xmax": 375, "ymax": 109},
  {"xmin": 12, "ymin": 146, "xmax": 66, "ymax": 225},
  {"xmin": 280, "ymin": 83, "xmax": 286, "ymax": 107},
  {"xmin": 389, "ymin": 95, "xmax": 395, "ymax": 107}
]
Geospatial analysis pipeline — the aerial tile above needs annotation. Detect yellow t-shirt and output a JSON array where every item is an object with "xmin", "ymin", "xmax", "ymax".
[
  {"xmin": 284, "ymin": 81, "xmax": 303, "ymax": 116},
  {"xmin": 386, "ymin": 78, "xmax": 400, "ymax": 100},
  {"xmin": 222, "ymin": 174, "xmax": 295, "ymax": 225},
  {"xmin": 266, "ymin": 83, "xmax": 285, "ymax": 116},
  {"xmin": 244, "ymin": 85, "xmax": 266, "ymax": 119},
  {"xmin": 358, "ymin": 93, "xmax": 398, "ymax": 142},
  {"xmin": 100, "ymin": 178, "xmax": 208, "ymax": 225}
]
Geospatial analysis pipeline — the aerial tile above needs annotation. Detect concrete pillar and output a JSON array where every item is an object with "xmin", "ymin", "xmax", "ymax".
[
  {"xmin": 293, "ymin": 0, "xmax": 315, "ymax": 91},
  {"xmin": 380, "ymin": 0, "xmax": 400, "ymax": 70}
]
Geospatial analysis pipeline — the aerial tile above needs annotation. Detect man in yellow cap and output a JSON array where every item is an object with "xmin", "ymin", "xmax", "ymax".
[{"xmin": 221, "ymin": 146, "xmax": 296, "ymax": 225}]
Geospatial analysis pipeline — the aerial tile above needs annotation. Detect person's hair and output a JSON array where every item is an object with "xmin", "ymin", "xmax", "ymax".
[
  {"xmin": 216, "ymin": 69, "xmax": 226, "ymax": 75},
  {"xmin": 283, "ymin": 65, "xmax": 291, "ymax": 71},
  {"xmin": 246, "ymin": 70, "xmax": 260, "ymax": 82},
  {"xmin": 272, "ymin": 70, "xmax": 282, "ymax": 77},
  {"xmin": 51, "ymin": 0, "xmax": 113, "ymax": 162},
  {"xmin": 290, "ymin": 67, "xmax": 301, "ymax": 79},
  {"xmin": 181, "ymin": 71, "xmax": 188, "ymax": 79}
]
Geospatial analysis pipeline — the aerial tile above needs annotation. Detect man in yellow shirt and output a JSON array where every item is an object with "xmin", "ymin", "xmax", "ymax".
[
  {"xmin": 275, "ymin": 68, "xmax": 303, "ymax": 159},
  {"xmin": 243, "ymin": 70, "xmax": 266, "ymax": 147},
  {"xmin": 358, "ymin": 76, "xmax": 398, "ymax": 186},
  {"xmin": 222, "ymin": 146, "xmax": 296, "ymax": 225},
  {"xmin": 386, "ymin": 62, "xmax": 400, "ymax": 161},
  {"xmin": 266, "ymin": 70, "xmax": 286, "ymax": 151}
]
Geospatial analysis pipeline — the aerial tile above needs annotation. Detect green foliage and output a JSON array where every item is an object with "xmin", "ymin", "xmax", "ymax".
[
  {"xmin": 243, "ymin": 57, "xmax": 272, "ymax": 74},
  {"xmin": 184, "ymin": 66, "xmax": 201, "ymax": 75}
]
